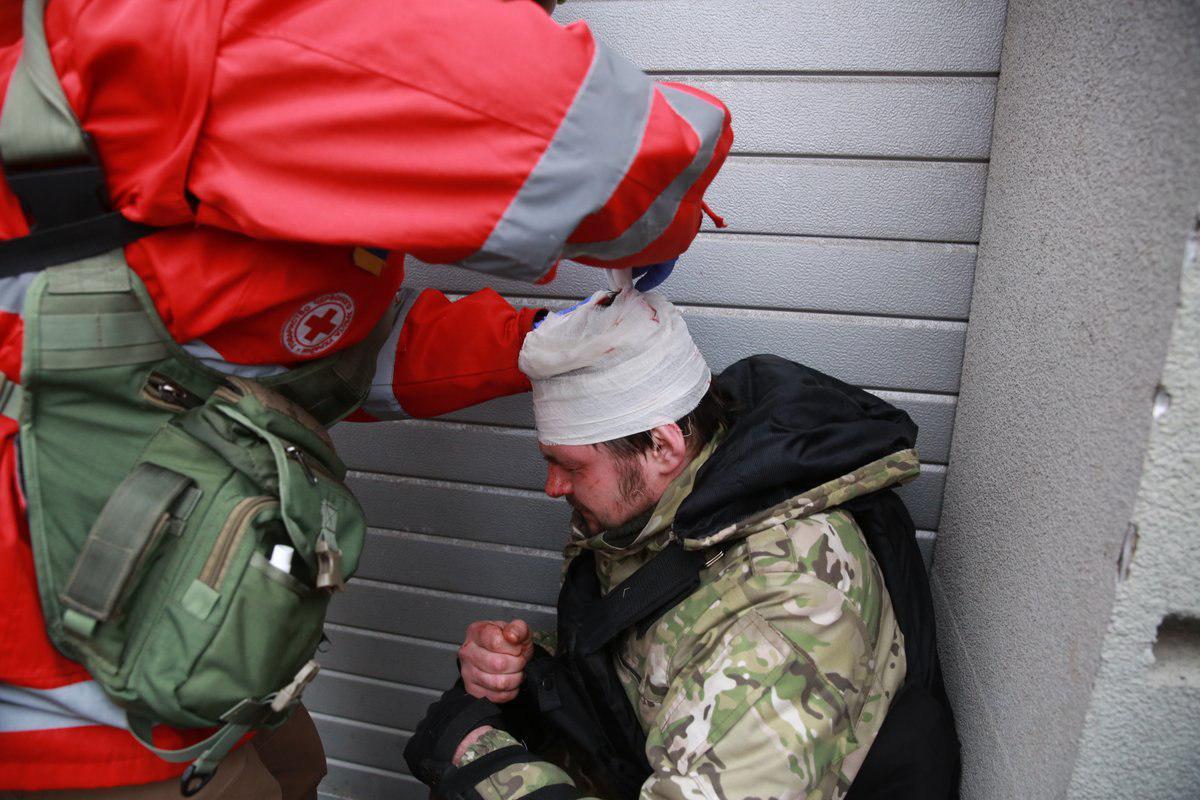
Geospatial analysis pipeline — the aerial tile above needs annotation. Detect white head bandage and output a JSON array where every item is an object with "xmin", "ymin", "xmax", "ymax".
[{"xmin": 519, "ymin": 289, "xmax": 711, "ymax": 446}]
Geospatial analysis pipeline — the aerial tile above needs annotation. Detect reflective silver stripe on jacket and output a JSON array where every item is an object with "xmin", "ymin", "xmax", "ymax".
[
  {"xmin": 563, "ymin": 85, "xmax": 727, "ymax": 263},
  {"xmin": 458, "ymin": 41, "xmax": 654, "ymax": 282},
  {"xmin": 0, "ymin": 680, "xmax": 127, "ymax": 732},
  {"xmin": 0, "ymin": 272, "xmax": 37, "ymax": 315},
  {"xmin": 358, "ymin": 288, "xmax": 418, "ymax": 420},
  {"xmin": 181, "ymin": 339, "xmax": 291, "ymax": 378}
]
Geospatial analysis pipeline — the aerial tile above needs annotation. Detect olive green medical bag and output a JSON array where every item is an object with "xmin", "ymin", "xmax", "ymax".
[{"xmin": 13, "ymin": 257, "xmax": 388, "ymax": 793}]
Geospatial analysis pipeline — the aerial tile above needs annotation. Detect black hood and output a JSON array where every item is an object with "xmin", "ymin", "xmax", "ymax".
[{"xmin": 675, "ymin": 355, "xmax": 918, "ymax": 542}]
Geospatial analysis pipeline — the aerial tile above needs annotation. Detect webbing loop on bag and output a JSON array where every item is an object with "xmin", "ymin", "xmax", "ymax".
[
  {"xmin": 59, "ymin": 464, "xmax": 195, "ymax": 631},
  {"xmin": 42, "ymin": 309, "xmax": 162, "ymax": 350},
  {"xmin": 33, "ymin": 254, "xmax": 173, "ymax": 369},
  {"xmin": 127, "ymin": 711, "xmax": 256, "ymax": 797},
  {"xmin": 127, "ymin": 660, "xmax": 321, "ymax": 795}
]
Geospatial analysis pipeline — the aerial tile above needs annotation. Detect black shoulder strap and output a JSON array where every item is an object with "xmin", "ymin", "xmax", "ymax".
[
  {"xmin": 840, "ymin": 490, "xmax": 943, "ymax": 694},
  {"xmin": 0, "ymin": 158, "xmax": 159, "ymax": 277},
  {"xmin": 574, "ymin": 542, "xmax": 708, "ymax": 653}
]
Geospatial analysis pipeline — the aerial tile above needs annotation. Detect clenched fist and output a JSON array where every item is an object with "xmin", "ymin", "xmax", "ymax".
[{"xmin": 458, "ymin": 619, "xmax": 533, "ymax": 703}]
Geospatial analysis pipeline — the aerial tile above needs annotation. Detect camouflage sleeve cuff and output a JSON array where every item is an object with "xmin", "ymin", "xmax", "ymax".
[{"xmin": 459, "ymin": 728, "xmax": 523, "ymax": 767}]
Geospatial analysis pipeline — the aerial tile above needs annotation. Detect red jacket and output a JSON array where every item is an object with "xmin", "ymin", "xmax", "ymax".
[{"xmin": 0, "ymin": 0, "xmax": 732, "ymax": 790}]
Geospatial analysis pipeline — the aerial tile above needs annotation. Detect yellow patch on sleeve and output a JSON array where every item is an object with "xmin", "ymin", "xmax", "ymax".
[{"xmin": 352, "ymin": 247, "xmax": 386, "ymax": 276}]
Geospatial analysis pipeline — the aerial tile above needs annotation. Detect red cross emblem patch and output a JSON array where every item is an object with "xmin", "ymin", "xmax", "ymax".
[{"xmin": 282, "ymin": 292, "xmax": 356, "ymax": 357}]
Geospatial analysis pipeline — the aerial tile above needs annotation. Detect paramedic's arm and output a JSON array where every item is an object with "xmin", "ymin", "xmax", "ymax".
[
  {"xmin": 183, "ymin": 0, "xmax": 732, "ymax": 279},
  {"xmin": 352, "ymin": 288, "xmax": 544, "ymax": 421}
]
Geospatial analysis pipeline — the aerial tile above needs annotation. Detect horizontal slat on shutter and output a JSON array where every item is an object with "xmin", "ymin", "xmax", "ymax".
[
  {"xmin": 348, "ymin": 474, "xmax": 564, "ymax": 551},
  {"xmin": 321, "ymin": 624, "xmax": 458, "ymax": 690},
  {"xmin": 321, "ymin": 759, "xmax": 420, "ymax": 800},
  {"xmin": 326, "ymin": 578, "xmax": 556, "ymax": 643},
  {"xmin": 417, "ymin": 390, "xmax": 959, "ymax": 464},
  {"xmin": 471, "ymin": 298, "xmax": 968, "ymax": 394},
  {"xmin": 347, "ymin": 467, "xmax": 945, "ymax": 546},
  {"xmin": 312, "ymin": 714, "xmax": 410, "ymax": 775},
  {"xmin": 678, "ymin": 76, "xmax": 997, "ymax": 159},
  {"xmin": 342, "ymin": 390, "xmax": 957, "ymax": 464},
  {"xmin": 555, "ymin": 1, "xmax": 1007, "ymax": 73},
  {"xmin": 671, "ymin": 306, "xmax": 967, "ymax": 392},
  {"xmin": 307, "ymin": 670, "xmax": 439, "ymax": 733},
  {"xmin": 352, "ymin": 531, "xmax": 563, "ymax": 606},
  {"xmin": 403, "ymin": 234, "xmax": 977, "ymax": 320},
  {"xmin": 331, "ymin": 533, "xmax": 938, "ymax": 645},
  {"xmin": 705, "ymin": 157, "xmax": 987, "ymax": 242},
  {"xmin": 340, "ymin": 429, "xmax": 946, "ymax": 530},
  {"xmin": 376, "ymin": 300, "xmax": 970, "ymax": 403}
]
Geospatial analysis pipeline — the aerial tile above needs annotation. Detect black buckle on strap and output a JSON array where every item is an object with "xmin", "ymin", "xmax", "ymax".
[
  {"xmin": 2, "ymin": 130, "xmax": 110, "ymax": 230},
  {"xmin": 179, "ymin": 763, "xmax": 216, "ymax": 797},
  {"xmin": 7, "ymin": 160, "xmax": 110, "ymax": 231},
  {"xmin": 0, "ymin": 136, "xmax": 159, "ymax": 275}
]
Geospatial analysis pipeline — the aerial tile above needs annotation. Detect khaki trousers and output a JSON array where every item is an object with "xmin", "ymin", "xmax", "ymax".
[{"xmin": 4, "ymin": 705, "xmax": 327, "ymax": 800}]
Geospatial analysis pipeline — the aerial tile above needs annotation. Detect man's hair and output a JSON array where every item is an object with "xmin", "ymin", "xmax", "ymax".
[{"xmin": 598, "ymin": 383, "xmax": 732, "ymax": 462}]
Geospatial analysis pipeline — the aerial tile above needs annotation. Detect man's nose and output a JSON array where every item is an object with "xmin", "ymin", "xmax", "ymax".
[{"xmin": 544, "ymin": 466, "xmax": 570, "ymax": 498}]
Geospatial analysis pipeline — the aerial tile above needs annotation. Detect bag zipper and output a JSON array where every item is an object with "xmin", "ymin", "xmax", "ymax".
[
  {"xmin": 285, "ymin": 445, "xmax": 319, "ymax": 486},
  {"xmin": 198, "ymin": 496, "xmax": 278, "ymax": 589},
  {"xmin": 143, "ymin": 372, "xmax": 204, "ymax": 412},
  {"xmin": 285, "ymin": 442, "xmax": 337, "ymax": 485}
]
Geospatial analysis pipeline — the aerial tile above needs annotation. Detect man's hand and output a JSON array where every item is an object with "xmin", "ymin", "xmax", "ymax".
[{"xmin": 459, "ymin": 619, "xmax": 533, "ymax": 703}]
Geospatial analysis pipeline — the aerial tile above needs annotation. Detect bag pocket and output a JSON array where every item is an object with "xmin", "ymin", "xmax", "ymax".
[
  {"xmin": 57, "ymin": 459, "xmax": 203, "ymax": 676},
  {"xmin": 175, "ymin": 511, "xmax": 330, "ymax": 723},
  {"xmin": 128, "ymin": 482, "xmax": 329, "ymax": 726}
]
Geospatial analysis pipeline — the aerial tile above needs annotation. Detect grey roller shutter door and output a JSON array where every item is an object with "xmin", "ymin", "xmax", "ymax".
[{"xmin": 317, "ymin": 2, "xmax": 1006, "ymax": 796}]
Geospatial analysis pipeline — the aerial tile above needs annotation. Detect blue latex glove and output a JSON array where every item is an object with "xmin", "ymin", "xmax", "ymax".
[
  {"xmin": 632, "ymin": 258, "xmax": 677, "ymax": 291},
  {"xmin": 532, "ymin": 297, "xmax": 591, "ymax": 329}
]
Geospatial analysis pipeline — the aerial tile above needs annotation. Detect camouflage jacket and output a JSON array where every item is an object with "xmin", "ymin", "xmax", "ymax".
[{"xmin": 459, "ymin": 441, "xmax": 916, "ymax": 800}]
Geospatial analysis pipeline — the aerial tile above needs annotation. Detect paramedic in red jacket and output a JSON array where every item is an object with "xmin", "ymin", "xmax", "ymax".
[{"xmin": 0, "ymin": 0, "xmax": 734, "ymax": 794}]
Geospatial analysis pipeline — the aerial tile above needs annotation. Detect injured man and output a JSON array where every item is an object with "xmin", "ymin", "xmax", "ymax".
[{"xmin": 404, "ymin": 290, "xmax": 960, "ymax": 800}]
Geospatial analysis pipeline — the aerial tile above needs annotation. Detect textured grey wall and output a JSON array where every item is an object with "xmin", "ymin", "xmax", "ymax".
[
  {"xmin": 1067, "ymin": 214, "xmax": 1200, "ymax": 799},
  {"xmin": 932, "ymin": 3, "xmax": 1200, "ymax": 799},
  {"xmin": 315, "ymin": 2, "xmax": 1008, "ymax": 797}
]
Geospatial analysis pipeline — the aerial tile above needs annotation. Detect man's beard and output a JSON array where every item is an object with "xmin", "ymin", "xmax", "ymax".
[
  {"xmin": 569, "ymin": 456, "xmax": 649, "ymax": 535},
  {"xmin": 615, "ymin": 455, "xmax": 647, "ymax": 507}
]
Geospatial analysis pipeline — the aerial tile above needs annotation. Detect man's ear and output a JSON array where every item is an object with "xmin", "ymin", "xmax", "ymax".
[{"xmin": 647, "ymin": 423, "xmax": 688, "ymax": 476}]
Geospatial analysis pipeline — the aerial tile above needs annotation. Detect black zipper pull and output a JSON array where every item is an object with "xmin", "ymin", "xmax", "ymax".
[
  {"xmin": 146, "ymin": 372, "xmax": 203, "ymax": 410},
  {"xmin": 285, "ymin": 445, "xmax": 319, "ymax": 486}
]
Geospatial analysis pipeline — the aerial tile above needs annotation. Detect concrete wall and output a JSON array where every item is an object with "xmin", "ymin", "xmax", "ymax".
[
  {"xmin": 932, "ymin": 3, "xmax": 1200, "ymax": 799},
  {"xmin": 1067, "ymin": 213, "xmax": 1200, "ymax": 799}
]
